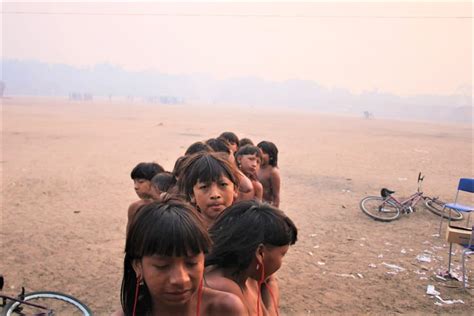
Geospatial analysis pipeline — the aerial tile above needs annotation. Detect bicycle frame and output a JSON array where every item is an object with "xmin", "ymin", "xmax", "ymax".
[
  {"xmin": 381, "ymin": 173, "xmax": 426, "ymax": 212},
  {"xmin": 0, "ymin": 277, "xmax": 51, "ymax": 315}
]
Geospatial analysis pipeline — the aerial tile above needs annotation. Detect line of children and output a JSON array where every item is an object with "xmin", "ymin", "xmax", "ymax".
[{"xmin": 119, "ymin": 133, "xmax": 290, "ymax": 316}]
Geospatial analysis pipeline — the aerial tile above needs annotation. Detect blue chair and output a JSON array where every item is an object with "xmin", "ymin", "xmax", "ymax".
[
  {"xmin": 438, "ymin": 178, "xmax": 474, "ymax": 236},
  {"xmin": 442, "ymin": 178, "xmax": 474, "ymax": 275}
]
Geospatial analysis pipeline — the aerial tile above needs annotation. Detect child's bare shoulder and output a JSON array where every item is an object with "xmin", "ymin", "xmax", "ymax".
[
  {"xmin": 205, "ymin": 270, "xmax": 242, "ymax": 298},
  {"xmin": 203, "ymin": 287, "xmax": 247, "ymax": 316},
  {"xmin": 127, "ymin": 199, "xmax": 152, "ymax": 220}
]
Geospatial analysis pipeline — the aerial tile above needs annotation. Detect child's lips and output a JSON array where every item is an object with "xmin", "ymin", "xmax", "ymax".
[{"xmin": 208, "ymin": 203, "xmax": 224, "ymax": 210}]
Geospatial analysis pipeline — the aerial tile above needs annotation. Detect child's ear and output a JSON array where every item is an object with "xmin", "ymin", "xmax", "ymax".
[
  {"xmin": 254, "ymin": 243, "xmax": 265, "ymax": 264},
  {"xmin": 132, "ymin": 259, "xmax": 143, "ymax": 280},
  {"xmin": 190, "ymin": 194, "xmax": 196, "ymax": 204}
]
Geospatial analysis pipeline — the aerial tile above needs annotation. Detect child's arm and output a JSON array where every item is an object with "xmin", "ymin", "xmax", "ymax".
[
  {"xmin": 254, "ymin": 180, "xmax": 263, "ymax": 201},
  {"xmin": 270, "ymin": 168, "xmax": 281, "ymax": 207}
]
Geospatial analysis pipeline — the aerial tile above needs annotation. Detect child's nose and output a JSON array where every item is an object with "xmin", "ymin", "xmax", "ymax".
[
  {"xmin": 169, "ymin": 263, "xmax": 191, "ymax": 286},
  {"xmin": 209, "ymin": 184, "xmax": 221, "ymax": 199}
]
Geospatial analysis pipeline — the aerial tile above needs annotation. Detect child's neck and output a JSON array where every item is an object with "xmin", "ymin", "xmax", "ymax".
[{"xmin": 151, "ymin": 294, "xmax": 197, "ymax": 316}]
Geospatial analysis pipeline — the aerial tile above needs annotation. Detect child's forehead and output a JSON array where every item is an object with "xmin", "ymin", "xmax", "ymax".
[
  {"xmin": 197, "ymin": 174, "xmax": 231, "ymax": 183},
  {"xmin": 242, "ymin": 153, "xmax": 259, "ymax": 158}
]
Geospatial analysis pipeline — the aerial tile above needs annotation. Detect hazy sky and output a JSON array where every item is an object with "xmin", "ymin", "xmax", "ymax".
[{"xmin": 2, "ymin": 1, "xmax": 472, "ymax": 96}]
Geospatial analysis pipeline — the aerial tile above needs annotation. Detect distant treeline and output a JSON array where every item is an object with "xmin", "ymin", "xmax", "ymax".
[{"xmin": 1, "ymin": 59, "xmax": 472, "ymax": 122}]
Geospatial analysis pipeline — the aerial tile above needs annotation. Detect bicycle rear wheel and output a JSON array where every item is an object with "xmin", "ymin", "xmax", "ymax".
[
  {"xmin": 425, "ymin": 198, "xmax": 463, "ymax": 221},
  {"xmin": 360, "ymin": 196, "xmax": 401, "ymax": 222},
  {"xmin": 2, "ymin": 291, "xmax": 92, "ymax": 316}
]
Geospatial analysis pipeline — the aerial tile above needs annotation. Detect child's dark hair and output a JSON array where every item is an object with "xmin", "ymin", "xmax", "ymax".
[
  {"xmin": 130, "ymin": 162, "xmax": 165, "ymax": 180},
  {"xmin": 257, "ymin": 141, "xmax": 279, "ymax": 167},
  {"xmin": 239, "ymin": 138, "xmax": 254, "ymax": 147},
  {"xmin": 206, "ymin": 138, "xmax": 231, "ymax": 155},
  {"xmin": 219, "ymin": 132, "xmax": 239, "ymax": 146},
  {"xmin": 177, "ymin": 152, "xmax": 239, "ymax": 202},
  {"xmin": 235, "ymin": 144, "xmax": 262, "ymax": 160},
  {"xmin": 185, "ymin": 141, "xmax": 212, "ymax": 156},
  {"xmin": 151, "ymin": 172, "xmax": 177, "ymax": 193},
  {"xmin": 172, "ymin": 156, "xmax": 188, "ymax": 179},
  {"xmin": 205, "ymin": 200, "xmax": 298, "ymax": 273},
  {"xmin": 120, "ymin": 197, "xmax": 211, "ymax": 315}
]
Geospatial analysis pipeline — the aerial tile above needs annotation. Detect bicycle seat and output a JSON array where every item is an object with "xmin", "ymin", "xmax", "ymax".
[{"xmin": 381, "ymin": 188, "xmax": 395, "ymax": 198}]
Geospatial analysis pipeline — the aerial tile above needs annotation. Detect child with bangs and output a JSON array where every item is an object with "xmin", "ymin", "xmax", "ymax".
[
  {"xmin": 114, "ymin": 197, "xmax": 246, "ymax": 316},
  {"xmin": 127, "ymin": 162, "xmax": 165, "ymax": 233},
  {"xmin": 177, "ymin": 152, "xmax": 239, "ymax": 229},
  {"xmin": 204, "ymin": 200, "xmax": 298, "ymax": 316}
]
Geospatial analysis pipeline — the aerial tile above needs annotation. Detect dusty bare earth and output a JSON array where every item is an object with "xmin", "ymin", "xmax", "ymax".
[{"xmin": 1, "ymin": 97, "xmax": 473, "ymax": 315}]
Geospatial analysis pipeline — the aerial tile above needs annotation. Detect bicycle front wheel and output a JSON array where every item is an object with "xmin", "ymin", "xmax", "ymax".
[
  {"xmin": 2, "ymin": 291, "xmax": 92, "ymax": 316},
  {"xmin": 360, "ymin": 196, "xmax": 401, "ymax": 222},
  {"xmin": 425, "ymin": 198, "xmax": 463, "ymax": 221}
]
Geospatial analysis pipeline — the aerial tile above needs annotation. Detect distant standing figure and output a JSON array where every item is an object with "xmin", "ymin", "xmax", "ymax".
[{"xmin": 257, "ymin": 141, "xmax": 280, "ymax": 207}]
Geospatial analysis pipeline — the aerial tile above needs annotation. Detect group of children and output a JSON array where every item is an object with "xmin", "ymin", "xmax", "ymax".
[{"xmin": 115, "ymin": 132, "xmax": 297, "ymax": 316}]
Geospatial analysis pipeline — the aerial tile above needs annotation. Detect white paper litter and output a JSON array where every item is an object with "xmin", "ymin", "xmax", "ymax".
[
  {"xmin": 378, "ymin": 254, "xmax": 384, "ymax": 258},
  {"xmin": 337, "ymin": 274, "xmax": 356, "ymax": 279},
  {"xmin": 416, "ymin": 254, "xmax": 432, "ymax": 263},
  {"xmin": 435, "ymin": 296, "xmax": 464, "ymax": 305},
  {"xmin": 368, "ymin": 263, "xmax": 377, "ymax": 268},
  {"xmin": 426, "ymin": 285, "xmax": 440, "ymax": 296},
  {"xmin": 401, "ymin": 249, "xmax": 406, "ymax": 254},
  {"xmin": 357, "ymin": 273, "xmax": 363, "ymax": 279},
  {"xmin": 308, "ymin": 251, "xmax": 314, "ymax": 256},
  {"xmin": 435, "ymin": 275, "xmax": 447, "ymax": 281},
  {"xmin": 382, "ymin": 262, "xmax": 405, "ymax": 271},
  {"xmin": 317, "ymin": 261, "xmax": 325, "ymax": 266},
  {"xmin": 313, "ymin": 245, "xmax": 320, "ymax": 249}
]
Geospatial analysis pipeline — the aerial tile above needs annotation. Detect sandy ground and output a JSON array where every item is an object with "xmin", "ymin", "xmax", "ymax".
[{"xmin": 1, "ymin": 97, "xmax": 473, "ymax": 315}]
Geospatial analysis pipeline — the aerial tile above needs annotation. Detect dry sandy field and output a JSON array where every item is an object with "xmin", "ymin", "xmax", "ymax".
[{"xmin": 1, "ymin": 97, "xmax": 473, "ymax": 315}]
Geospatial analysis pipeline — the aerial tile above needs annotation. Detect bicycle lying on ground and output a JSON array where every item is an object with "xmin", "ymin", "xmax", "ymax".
[
  {"xmin": 0, "ymin": 275, "xmax": 92, "ymax": 316},
  {"xmin": 360, "ymin": 173, "xmax": 464, "ymax": 222}
]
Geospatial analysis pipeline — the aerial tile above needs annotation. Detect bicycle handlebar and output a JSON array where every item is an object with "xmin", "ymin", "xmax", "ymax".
[{"xmin": 418, "ymin": 172, "xmax": 424, "ymax": 183}]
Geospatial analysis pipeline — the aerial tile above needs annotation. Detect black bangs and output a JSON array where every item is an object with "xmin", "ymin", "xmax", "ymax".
[
  {"xmin": 195, "ymin": 155, "xmax": 233, "ymax": 184},
  {"xmin": 177, "ymin": 152, "xmax": 239, "ymax": 201},
  {"xmin": 126, "ymin": 200, "xmax": 211, "ymax": 259}
]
